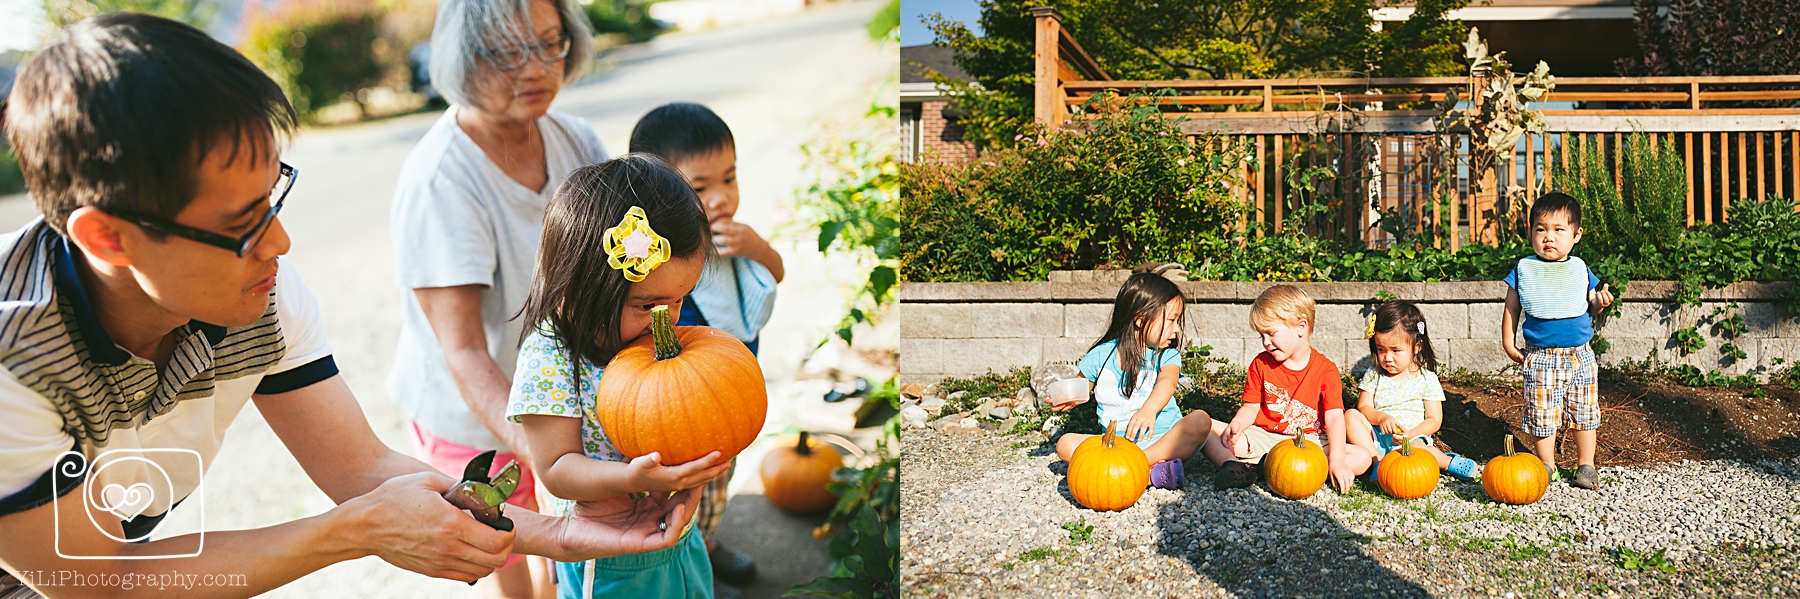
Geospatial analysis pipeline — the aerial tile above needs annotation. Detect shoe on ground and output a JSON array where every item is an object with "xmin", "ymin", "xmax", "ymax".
[
  {"xmin": 1213, "ymin": 460, "xmax": 1256, "ymax": 490},
  {"xmin": 1150, "ymin": 459, "xmax": 1185, "ymax": 490},
  {"xmin": 1571, "ymin": 465, "xmax": 1599, "ymax": 490},
  {"xmin": 709, "ymin": 542, "xmax": 757, "ymax": 586},
  {"xmin": 1446, "ymin": 454, "xmax": 1480, "ymax": 479},
  {"xmin": 1361, "ymin": 459, "xmax": 1382, "ymax": 486}
]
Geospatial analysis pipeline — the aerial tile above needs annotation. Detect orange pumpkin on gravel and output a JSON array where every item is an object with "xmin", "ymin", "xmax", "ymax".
[
  {"xmin": 597, "ymin": 305, "xmax": 767, "ymax": 465},
  {"xmin": 1482, "ymin": 435, "xmax": 1549, "ymax": 505},
  {"xmin": 1067, "ymin": 421, "xmax": 1150, "ymax": 511},
  {"xmin": 762, "ymin": 432, "xmax": 844, "ymax": 514},
  {"xmin": 1377, "ymin": 436, "xmax": 1440, "ymax": 500},
  {"xmin": 1263, "ymin": 430, "xmax": 1328, "ymax": 500}
]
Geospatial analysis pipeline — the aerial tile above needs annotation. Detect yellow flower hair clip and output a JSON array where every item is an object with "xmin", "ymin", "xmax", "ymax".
[
  {"xmin": 1365, "ymin": 314, "xmax": 1377, "ymax": 339},
  {"xmin": 603, "ymin": 206, "xmax": 670, "ymax": 282}
]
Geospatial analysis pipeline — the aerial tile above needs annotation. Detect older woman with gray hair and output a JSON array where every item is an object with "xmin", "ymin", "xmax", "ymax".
[{"xmin": 387, "ymin": 0, "xmax": 602, "ymax": 597}]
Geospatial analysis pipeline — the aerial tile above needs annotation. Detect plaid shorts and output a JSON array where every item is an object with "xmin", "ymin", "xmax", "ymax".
[
  {"xmin": 696, "ymin": 457, "xmax": 737, "ymax": 541},
  {"xmin": 1521, "ymin": 344, "xmax": 1600, "ymax": 437}
]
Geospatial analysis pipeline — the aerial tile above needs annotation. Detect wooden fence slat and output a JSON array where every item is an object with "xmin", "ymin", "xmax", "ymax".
[
  {"xmin": 1274, "ymin": 135, "xmax": 1285, "ymax": 229},
  {"xmin": 1736, "ymin": 131, "xmax": 1747, "ymax": 213},
  {"xmin": 1793, "ymin": 132, "xmax": 1799, "ymax": 211},
  {"xmin": 1526, "ymin": 133, "xmax": 1537, "ymax": 202},
  {"xmin": 1758, "ymin": 131, "xmax": 1767, "ymax": 202},
  {"xmin": 1613, "ymin": 132, "xmax": 1623, "ymax": 192},
  {"xmin": 1777, "ymin": 130, "xmax": 1785, "ymax": 203},
  {"xmin": 1257, "ymin": 134, "xmax": 1267, "ymax": 237},
  {"xmin": 1685, "ymin": 132, "xmax": 1695, "ymax": 226},
  {"xmin": 1704, "ymin": 133, "xmax": 1714, "ymax": 223}
]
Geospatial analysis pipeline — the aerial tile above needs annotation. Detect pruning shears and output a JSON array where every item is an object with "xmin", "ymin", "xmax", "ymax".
[{"xmin": 443, "ymin": 449, "xmax": 520, "ymax": 532}]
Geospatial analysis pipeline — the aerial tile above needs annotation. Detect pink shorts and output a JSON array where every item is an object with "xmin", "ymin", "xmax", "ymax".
[{"xmin": 408, "ymin": 421, "xmax": 538, "ymax": 569}]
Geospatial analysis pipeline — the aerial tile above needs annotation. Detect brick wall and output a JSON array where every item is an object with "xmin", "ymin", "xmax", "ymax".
[
  {"xmin": 919, "ymin": 100, "xmax": 976, "ymax": 165},
  {"xmin": 897, "ymin": 275, "xmax": 1799, "ymax": 385}
]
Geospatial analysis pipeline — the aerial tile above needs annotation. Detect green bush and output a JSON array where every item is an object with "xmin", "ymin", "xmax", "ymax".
[
  {"xmin": 240, "ymin": 2, "xmax": 394, "ymax": 119},
  {"xmin": 0, "ymin": 142, "xmax": 24, "ymax": 197},
  {"xmin": 898, "ymin": 93, "xmax": 1249, "ymax": 283},
  {"xmin": 584, "ymin": 0, "xmax": 665, "ymax": 43},
  {"xmin": 1550, "ymin": 130, "xmax": 1686, "ymax": 254}
]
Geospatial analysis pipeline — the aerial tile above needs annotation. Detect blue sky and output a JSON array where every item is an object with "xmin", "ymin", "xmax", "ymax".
[{"xmin": 900, "ymin": 0, "xmax": 982, "ymax": 46}]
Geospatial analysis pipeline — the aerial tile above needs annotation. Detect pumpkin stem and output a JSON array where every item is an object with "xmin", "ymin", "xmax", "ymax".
[
  {"xmin": 1291, "ymin": 429, "xmax": 1306, "ymax": 448},
  {"xmin": 796, "ymin": 431, "xmax": 813, "ymax": 456},
  {"xmin": 1101, "ymin": 421, "xmax": 1117, "ymax": 448},
  {"xmin": 651, "ymin": 305, "xmax": 682, "ymax": 360},
  {"xmin": 1399, "ymin": 435, "xmax": 1413, "ymax": 457},
  {"xmin": 1503, "ymin": 434, "xmax": 1515, "ymax": 457}
]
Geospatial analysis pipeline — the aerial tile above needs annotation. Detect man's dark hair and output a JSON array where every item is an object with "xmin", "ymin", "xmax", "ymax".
[
  {"xmin": 628, "ymin": 102, "xmax": 735, "ymax": 164},
  {"xmin": 6, "ymin": 12, "xmax": 297, "ymax": 235},
  {"xmin": 1530, "ymin": 192, "xmax": 1583, "ymax": 228}
]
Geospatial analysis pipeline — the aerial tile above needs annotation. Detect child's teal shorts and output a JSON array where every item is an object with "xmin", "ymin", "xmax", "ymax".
[
  {"xmin": 1115, "ymin": 402, "xmax": 1181, "ymax": 448},
  {"xmin": 556, "ymin": 526, "xmax": 713, "ymax": 599},
  {"xmin": 1368, "ymin": 424, "xmax": 1434, "ymax": 456}
]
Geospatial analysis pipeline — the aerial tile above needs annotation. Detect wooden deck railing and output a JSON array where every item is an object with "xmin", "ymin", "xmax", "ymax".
[{"xmin": 1030, "ymin": 8, "xmax": 1800, "ymax": 249}]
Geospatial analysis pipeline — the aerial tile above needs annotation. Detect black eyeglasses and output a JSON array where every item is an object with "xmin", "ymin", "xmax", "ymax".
[
  {"xmin": 110, "ymin": 162, "xmax": 297, "ymax": 258},
  {"xmin": 481, "ymin": 33, "xmax": 573, "ymax": 71}
]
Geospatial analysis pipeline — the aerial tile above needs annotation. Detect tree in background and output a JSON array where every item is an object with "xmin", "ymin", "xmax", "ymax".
[
  {"xmin": 1615, "ymin": 0, "xmax": 1800, "ymax": 78},
  {"xmin": 920, "ymin": 0, "xmax": 1469, "ymax": 148},
  {"xmin": 42, "ymin": 0, "xmax": 214, "ymax": 29}
]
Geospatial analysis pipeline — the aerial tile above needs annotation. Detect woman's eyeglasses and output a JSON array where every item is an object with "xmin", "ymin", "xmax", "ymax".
[
  {"xmin": 108, "ymin": 162, "xmax": 297, "ymax": 258},
  {"xmin": 482, "ymin": 33, "xmax": 573, "ymax": 71}
]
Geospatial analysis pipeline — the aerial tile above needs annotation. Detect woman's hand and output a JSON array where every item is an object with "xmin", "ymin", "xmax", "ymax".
[
  {"xmin": 1124, "ymin": 409, "xmax": 1158, "ymax": 445},
  {"xmin": 548, "ymin": 487, "xmax": 702, "ymax": 562},
  {"xmin": 627, "ymin": 451, "xmax": 732, "ymax": 494}
]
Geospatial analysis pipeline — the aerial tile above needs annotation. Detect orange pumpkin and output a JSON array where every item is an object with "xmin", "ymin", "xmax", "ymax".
[
  {"xmin": 1263, "ymin": 429, "xmax": 1328, "ymax": 500},
  {"xmin": 1067, "ymin": 421, "xmax": 1150, "ymax": 511},
  {"xmin": 597, "ymin": 305, "xmax": 768, "ymax": 464},
  {"xmin": 1482, "ymin": 435, "xmax": 1549, "ymax": 505},
  {"xmin": 1376, "ymin": 436, "xmax": 1440, "ymax": 500},
  {"xmin": 761, "ymin": 431, "xmax": 843, "ymax": 514}
]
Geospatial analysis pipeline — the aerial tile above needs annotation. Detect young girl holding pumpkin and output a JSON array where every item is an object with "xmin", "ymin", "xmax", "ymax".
[
  {"xmin": 1053, "ymin": 273, "xmax": 1216, "ymax": 490},
  {"xmin": 1348, "ymin": 301, "xmax": 1481, "ymax": 480},
  {"xmin": 505, "ymin": 155, "xmax": 744, "ymax": 598}
]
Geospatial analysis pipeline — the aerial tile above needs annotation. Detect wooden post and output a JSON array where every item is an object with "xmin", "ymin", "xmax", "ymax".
[
  {"xmin": 1703, "ymin": 133, "xmax": 1713, "ymax": 223},
  {"xmin": 1031, "ymin": 7, "xmax": 1065, "ymax": 131},
  {"xmin": 1757, "ymin": 132, "xmax": 1767, "ymax": 202},
  {"xmin": 1685, "ymin": 132, "xmax": 1695, "ymax": 227},
  {"xmin": 1691, "ymin": 81, "xmax": 1701, "ymax": 110}
]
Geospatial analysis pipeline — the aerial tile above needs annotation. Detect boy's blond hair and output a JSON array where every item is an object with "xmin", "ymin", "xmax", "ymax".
[{"xmin": 1250, "ymin": 285, "xmax": 1316, "ymax": 332}]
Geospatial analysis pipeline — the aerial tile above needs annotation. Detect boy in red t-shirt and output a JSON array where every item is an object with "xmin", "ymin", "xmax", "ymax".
[{"xmin": 1201, "ymin": 285, "xmax": 1376, "ymax": 491}]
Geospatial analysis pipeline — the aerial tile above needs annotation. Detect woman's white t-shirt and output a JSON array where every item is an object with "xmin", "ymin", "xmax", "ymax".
[{"xmin": 387, "ymin": 106, "xmax": 608, "ymax": 449}]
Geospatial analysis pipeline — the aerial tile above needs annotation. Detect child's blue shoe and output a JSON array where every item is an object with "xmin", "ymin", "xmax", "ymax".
[
  {"xmin": 1361, "ymin": 459, "xmax": 1381, "ymax": 485},
  {"xmin": 1446, "ymin": 453, "xmax": 1480, "ymax": 479}
]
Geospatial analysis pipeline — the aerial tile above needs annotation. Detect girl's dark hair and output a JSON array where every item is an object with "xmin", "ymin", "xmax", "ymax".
[
  {"xmin": 1090, "ymin": 273, "xmax": 1188, "ymax": 398},
  {"xmin": 1368, "ymin": 301, "xmax": 1438, "ymax": 373},
  {"xmin": 518, "ymin": 153, "xmax": 712, "ymax": 374}
]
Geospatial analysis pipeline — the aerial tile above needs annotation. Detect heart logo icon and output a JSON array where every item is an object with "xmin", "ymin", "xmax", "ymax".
[{"xmin": 99, "ymin": 483, "xmax": 154, "ymax": 522}]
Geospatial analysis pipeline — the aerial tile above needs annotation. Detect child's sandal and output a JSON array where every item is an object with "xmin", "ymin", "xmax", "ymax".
[
  {"xmin": 1446, "ymin": 453, "xmax": 1480, "ymax": 479},
  {"xmin": 1213, "ymin": 460, "xmax": 1256, "ymax": 490}
]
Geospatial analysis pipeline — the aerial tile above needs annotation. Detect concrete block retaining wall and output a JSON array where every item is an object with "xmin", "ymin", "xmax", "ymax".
[{"xmin": 897, "ymin": 273, "xmax": 1798, "ymax": 385}]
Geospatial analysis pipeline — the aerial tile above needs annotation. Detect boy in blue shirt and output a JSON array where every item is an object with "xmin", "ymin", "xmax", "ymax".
[
  {"xmin": 1500, "ymin": 192, "xmax": 1614, "ymax": 490},
  {"xmin": 630, "ymin": 103, "xmax": 782, "ymax": 592}
]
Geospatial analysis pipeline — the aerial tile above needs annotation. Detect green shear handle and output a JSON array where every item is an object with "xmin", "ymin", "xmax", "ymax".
[{"xmin": 442, "ymin": 449, "xmax": 521, "ymax": 532}]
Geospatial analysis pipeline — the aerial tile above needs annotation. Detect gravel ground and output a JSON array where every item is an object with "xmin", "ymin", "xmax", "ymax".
[{"xmin": 900, "ymin": 427, "xmax": 1800, "ymax": 598}]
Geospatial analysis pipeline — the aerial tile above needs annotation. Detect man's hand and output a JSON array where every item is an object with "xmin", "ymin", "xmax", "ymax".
[
  {"xmin": 548, "ymin": 488, "xmax": 702, "ymax": 562},
  {"xmin": 344, "ymin": 472, "xmax": 515, "ymax": 583},
  {"xmin": 628, "ymin": 451, "xmax": 732, "ymax": 494}
]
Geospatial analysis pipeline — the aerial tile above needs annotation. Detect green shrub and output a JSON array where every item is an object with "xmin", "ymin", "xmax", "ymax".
[
  {"xmin": 0, "ymin": 142, "xmax": 24, "ymax": 197},
  {"xmin": 898, "ymin": 92, "xmax": 1249, "ymax": 283},
  {"xmin": 240, "ymin": 1, "xmax": 394, "ymax": 119},
  {"xmin": 1550, "ymin": 130, "xmax": 1686, "ymax": 254},
  {"xmin": 584, "ymin": 0, "xmax": 665, "ymax": 43}
]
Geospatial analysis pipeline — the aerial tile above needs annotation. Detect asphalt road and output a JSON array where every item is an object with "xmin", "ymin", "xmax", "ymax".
[{"xmin": 0, "ymin": 0, "xmax": 894, "ymax": 596}]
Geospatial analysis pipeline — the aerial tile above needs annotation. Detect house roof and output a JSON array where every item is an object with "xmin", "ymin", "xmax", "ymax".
[{"xmin": 901, "ymin": 44, "xmax": 969, "ymax": 84}]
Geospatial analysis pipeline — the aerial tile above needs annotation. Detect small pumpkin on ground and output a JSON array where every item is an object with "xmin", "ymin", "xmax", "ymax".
[
  {"xmin": 1263, "ymin": 429, "xmax": 1328, "ymax": 500},
  {"xmin": 597, "ymin": 305, "xmax": 768, "ymax": 465},
  {"xmin": 1067, "ymin": 421, "xmax": 1150, "ymax": 511},
  {"xmin": 762, "ymin": 431, "xmax": 844, "ymax": 514},
  {"xmin": 1482, "ymin": 434, "xmax": 1549, "ymax": 505},
  {"xmin": 1377, "ymin": 436, "xmax": 1440, "ymax": 500}
]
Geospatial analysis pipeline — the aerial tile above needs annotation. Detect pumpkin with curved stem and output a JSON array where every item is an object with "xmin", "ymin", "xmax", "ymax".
[
  {"xmin": 762, "ymin": 431, "xmax": 843, "ymax": 514},
  {"xmin": 1482, "ymin": 434, "xmax": 1549, "ymax": 505},
  {"xmin": 1376, "ymin": 436, "xmax": 1440, "ymax": 500},
  {"xmin": 597, "ymin": 305, "xmax": 768, "ymax": 464},
  {"xmin": 1263, "ymin": 429, "xmax": 1328, "ymax": 500},
  {"xmin": 1067, "ymin": 421, "xmax": 1150, "ymax": 511}
]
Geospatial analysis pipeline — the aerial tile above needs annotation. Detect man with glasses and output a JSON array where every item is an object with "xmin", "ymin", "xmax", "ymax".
[
  {"xmin": 0, "ymin": 13, "xmax": 694, "ymax": 599},
  {"xmin": 390, "ymin": 0, "xmax": 608, "ymax": 596}
]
